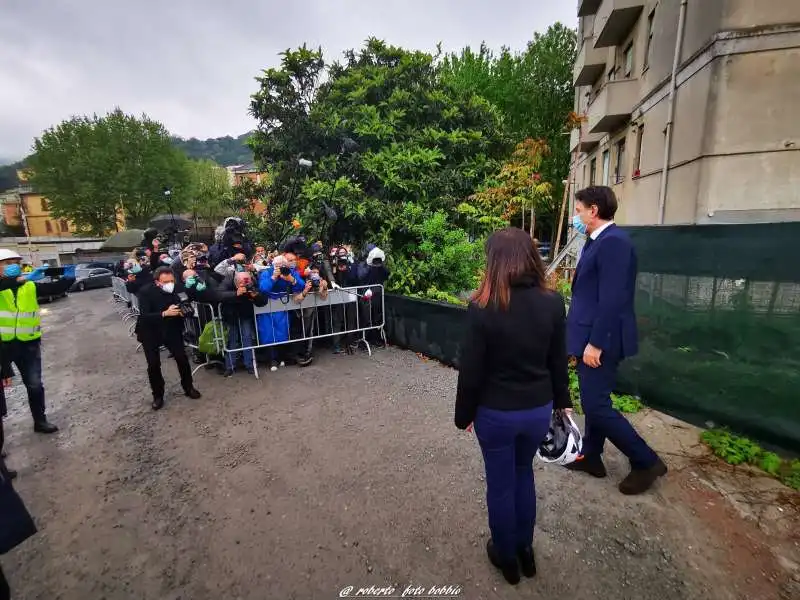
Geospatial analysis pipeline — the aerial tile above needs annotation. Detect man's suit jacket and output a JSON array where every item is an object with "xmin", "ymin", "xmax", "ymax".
[{"xmin": 566, "ymin": 224, "xmax": 639, "ymax": 361}]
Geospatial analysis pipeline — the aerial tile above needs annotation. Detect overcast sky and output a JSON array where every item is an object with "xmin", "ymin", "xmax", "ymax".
[{"xmin": 0, "ymin": 0, "xmax": 576, "ymax": 162}]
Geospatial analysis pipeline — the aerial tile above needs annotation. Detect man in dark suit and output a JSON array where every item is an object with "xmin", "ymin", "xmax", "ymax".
[
  {"xmin": 566, "ymin": 186, "xmax": 666, "ymax": 495},
  {"xmin": 135, "ymin": 267, "xmax": 202, "ymax": 411}
]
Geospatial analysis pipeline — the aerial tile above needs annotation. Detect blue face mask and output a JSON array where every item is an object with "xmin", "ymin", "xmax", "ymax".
[
  {"xmin": 130, "ymin": 263, "xmax": 142, "ymax": 274},
  {"xmin": 161, "ymin": 257, "xmax": 173, "ymax": 265},
  {"xmin": 196, "ymin": 282, "xmax": 207, "ymax": 292},
  {"xmin": 3, "ymin": 264, "xmax": 21, "ymax": 278},
  {"xmin": 572, "ymin": 214, "xmax": 588, "ymax": 236},
  {"xmin": 185, "ymin": 276, "xmax": 197, "ymax": 288}
]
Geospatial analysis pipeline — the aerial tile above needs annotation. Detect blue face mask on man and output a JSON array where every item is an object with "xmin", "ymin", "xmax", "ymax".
[
  {"xmin": 3, "ymin": 264, "xmax": 21, "ymax": 278},
  {"xmin": 572, "ymin": 214, "xmax": 588, "ymax": 236},
  {"xmin": 130, "ymin": 263, "xmax": 142, "ymax": 274}
]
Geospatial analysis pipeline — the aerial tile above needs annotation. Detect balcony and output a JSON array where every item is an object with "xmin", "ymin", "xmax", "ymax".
[
  {"xmin": 578, "ymin": 0, "xmax": 602, "ymax": 17},
  {"xmin": 569, "ymin": 126, "xmax": 603, "ymax": 154},
  {"xmin": 586, "ymin": 78, "xmax": 639, "ymax": 134},
  {"xmin": 594, "ymin": 0, "xmax": 644, "ymax": 48},
  {"xmin": 573, "ymin": 38, "xmax": 606, "ymax": 87}
]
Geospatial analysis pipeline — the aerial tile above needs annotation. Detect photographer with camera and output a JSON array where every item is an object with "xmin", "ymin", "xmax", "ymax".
[
  {"xmin": 209, "ymin": 217, "xmax": 253, "ymax": 267},
  {"xmin": 221, "ymin": 271, "xmax": 266, "ymax": 377},
  {"xmin": 330, "ymin": 246, "xmax": 359, "ymax": 354},
  {"xmin": 292, "ymin": 258, "xmax": 330, "ymax": 367},
  {"xmin": 257, "ymin": 252, "xmax": 305, "ymax": 371},
  {"xmin": 135, "ymin": 267, "xmax": 202, "ymax": 411},
  {"xmin": 124, "ymin": 249, "xmax": 154, "ymax": 295}
]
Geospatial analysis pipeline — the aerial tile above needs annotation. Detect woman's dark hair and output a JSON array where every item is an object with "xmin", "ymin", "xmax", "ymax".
[{"xmin": 472, "ymin": 228, "xmax": 546, "ymax": 311}]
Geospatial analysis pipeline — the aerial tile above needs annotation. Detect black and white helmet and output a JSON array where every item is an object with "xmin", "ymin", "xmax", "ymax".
[{"xmin": 536, "ymin": 410, "xmax": 582, "ymax": 466}]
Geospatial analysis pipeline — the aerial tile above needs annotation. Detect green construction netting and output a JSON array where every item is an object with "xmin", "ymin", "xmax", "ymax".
[{"xmin": 618, "ymin": 223, "xmax": 800, "ymax": 453}]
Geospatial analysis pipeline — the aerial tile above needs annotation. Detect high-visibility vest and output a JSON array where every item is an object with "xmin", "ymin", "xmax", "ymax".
[{"xmin": 0, "ymin": 282, "xmax": 42, "ymax": 342}]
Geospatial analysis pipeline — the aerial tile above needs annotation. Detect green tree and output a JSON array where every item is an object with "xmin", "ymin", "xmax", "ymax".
[
  {"xmin": 28, "ymin": 108, "xmax": 191, "ymax": 234},
  {"xmin": 440, "ymin": 24, "xmax": 577, "ymax": 241},
  {"xmin": 248, "ymin": 39, "xmax": 508, "ymax": 298},
  {"xmin": 187, "ymin": 159, "xmax": 233, "ymax": 226}
]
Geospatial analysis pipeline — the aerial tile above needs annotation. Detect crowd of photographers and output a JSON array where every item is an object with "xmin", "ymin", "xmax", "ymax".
[{"xmin": 119, "ymin": 217, "xmax": 389, "ymax": 410}]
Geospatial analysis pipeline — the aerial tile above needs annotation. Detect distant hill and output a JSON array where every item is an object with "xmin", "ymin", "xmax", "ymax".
[
  {"xmin": 0, "ymin": 132, "xmax": 255, "ymax": 193},
  {"xmin": 170, "ymin": 132, "xmax": 254, "ymax": 166}
]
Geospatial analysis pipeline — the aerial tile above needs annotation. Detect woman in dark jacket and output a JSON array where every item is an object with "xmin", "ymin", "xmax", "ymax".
[{"xmin": 455, "ymin": 227, "xmax": 571, "ymax": 586}]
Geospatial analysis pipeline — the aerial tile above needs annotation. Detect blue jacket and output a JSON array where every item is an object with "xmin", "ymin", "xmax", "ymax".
[
  {"xmin": 255, "ymin": 266, "xmax": 305, "ymax": 345},
  {"xmin": 257, "ymin": 267, "xmax": 305, "ymax": 298},
  {"xmin": 566, "ymin": 224, "xmax": 638, "ymax": 360}
]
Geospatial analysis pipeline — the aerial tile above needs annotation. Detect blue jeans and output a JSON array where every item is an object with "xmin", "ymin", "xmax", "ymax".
[
  {"xmin": 577, "ymin": 360, "xmax": 658, "ymax": 469},
  {"xmin": 474, "ymin": 403, "xmax": 553, "ymax": 563},
  {"xmin": 225, "ymin": 318, "xmax": 255, "ymax": 371},
  {"xmin": 7, "ymin": 340, "xmax": 46, "ymax": 422}
]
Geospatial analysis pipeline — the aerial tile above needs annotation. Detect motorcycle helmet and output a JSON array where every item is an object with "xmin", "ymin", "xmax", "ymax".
[{"xmin": 536, "ymin": 410, "xmax": 582, "ymax": 466}]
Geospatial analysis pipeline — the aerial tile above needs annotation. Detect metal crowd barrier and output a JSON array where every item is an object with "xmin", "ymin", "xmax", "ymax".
[
  {"xmin": 199, "ymin": 284, "xmax": 386, "ymax": 379},
  {"xmin": 110, "ymin": 276, "xmax": 139, "ymax": 338},
  {"xmin": 110, "ymin": 278, "xmax": 385, "ymax": 378}
]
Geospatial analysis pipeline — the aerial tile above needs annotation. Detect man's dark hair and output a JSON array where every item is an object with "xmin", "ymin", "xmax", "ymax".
[
  {"xmin": 575, "ymin": 186, "xmax": 618, "ymax": 220},
  {"xmin": 154, "ymin": 266, "xmax": 174, "ymax": 281}
]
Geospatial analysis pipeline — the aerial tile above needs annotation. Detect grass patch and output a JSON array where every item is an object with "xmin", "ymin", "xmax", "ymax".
[{"xmin": 700, "ymin": 428, "xmax": 800, "ymax": 491}]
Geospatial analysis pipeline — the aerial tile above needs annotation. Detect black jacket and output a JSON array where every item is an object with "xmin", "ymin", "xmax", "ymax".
[
  {"xmin": 134, "ymin": 283, "xmax": 186, "ymax": 345},
  {"xmin": 454, "ymin": 277, "xmax": 571, "ymax": 429},
  {"xmin": 220, "ymin": 274, "xmax": 267, "ymax": 321}
]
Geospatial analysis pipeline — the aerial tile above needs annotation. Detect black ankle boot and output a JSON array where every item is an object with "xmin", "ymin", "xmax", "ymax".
[
  {"xmin": 517, "ymin": 546, "xmax": 536, "ymax": 578},
  {"xmin": 486, "ymin": 540, "xmax": 520, "ymax": 585},
  {"xmin": 152, "ymin": 397, "xmax": 164, "ymax": 411}
]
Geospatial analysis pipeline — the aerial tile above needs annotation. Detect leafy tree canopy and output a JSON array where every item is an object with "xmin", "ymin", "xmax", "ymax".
[{"xmin": 27, "ymin": 108, "xmax": 192, "ymax": 234}]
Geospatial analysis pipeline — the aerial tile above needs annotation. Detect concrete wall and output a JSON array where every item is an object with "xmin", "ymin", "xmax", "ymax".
[{"xmin": 570, "ymin": 0, "xmax": 800, "ymax": 225}]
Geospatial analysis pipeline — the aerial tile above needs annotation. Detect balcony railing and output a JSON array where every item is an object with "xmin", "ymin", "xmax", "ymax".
[
  {"xmin": 594, "ymin": 0, "xmax": 644, "ymax": 48},
  {"xmin": 578, "ymin": 0, "xmax": 603, "ymax": 17},
  {"xmin": 586, "ymin": 78, "xmax": 639, "ymax": 134},
  {"xmin": 569, "ymin": 125, "xmax": 603, "ymax": 154},
  {"xmin": 573, "ymin": 38, "xmax": 607, "ymax": 87}
]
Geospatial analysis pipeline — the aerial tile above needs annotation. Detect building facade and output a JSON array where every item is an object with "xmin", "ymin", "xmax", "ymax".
[
  {"xmin": 3, "ymin": 172, "xmax": 77, "ymax": 237},
  {"xmin": 570, "ymin": 0, "xmax": 800, "ymax": 225}
]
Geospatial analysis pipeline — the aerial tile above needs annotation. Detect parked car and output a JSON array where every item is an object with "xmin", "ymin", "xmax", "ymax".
[
  {"xmin": 70, "ymin": 268, "xmax": 113, "ymax": 292},
  {"xmin": 75, "ymin": 261, "xmax": 117, "ymax": 271}
]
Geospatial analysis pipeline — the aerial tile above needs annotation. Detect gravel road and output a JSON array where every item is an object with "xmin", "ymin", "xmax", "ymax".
[{"xmin": 1, "ymin": 289, "xmax": 797, "ymax": 600}]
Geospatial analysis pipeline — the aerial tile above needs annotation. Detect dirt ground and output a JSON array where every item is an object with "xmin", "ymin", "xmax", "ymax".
[{"xmin": 2, "ymin": 289, "xmax": 798, "ymax": 600}]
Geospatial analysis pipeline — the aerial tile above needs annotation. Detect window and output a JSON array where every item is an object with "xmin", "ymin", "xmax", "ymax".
[
  {"xmin": 589, "ymin": 158, "xmax": 597, "ymax": 185},
  {"xmin": 634, "ymin": 125, "xmax": 645, "ymax": 177},
  {"xmin": 624, "ymin": 42, "xmax": 634, "ymax": 78},
  {"xmin": 602, "ymin": 150, "xmax": 611, "ymax": 186},
  {"xmin": 615, "ymin": 138, "xmax": 627, "ymax": 184},
  {"xmin": 59, "ymin": 219, "xmax": 69, "ymax": 232},
  {"xmin": 583, "ymin": 165, "xmax": 587, "ymax": 187},
  {"xmin": 645, "ymin": 9, "xmax": 656, "ymax": 70},
  {"xmin": 40, "ymin": 198, "xmax": 49, "ymax": 212},
  {"xmin": 45, "ymin": 220, "xmax": 53, "ymax": 233}
]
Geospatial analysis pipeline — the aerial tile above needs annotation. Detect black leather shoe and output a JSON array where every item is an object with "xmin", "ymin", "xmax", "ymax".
[
  {"xmin": 619, "ymin": 458, "xmax": 668, "ymax": 495},
  {"xmin": 297, "ymin": 353, "xmax": 313, "ymax": 367},
  {"xmin": 565, "ymin": 455, "xmax": 607, "ymax": 478},
  {"xmin": 517, "ymin": 546, "xmax": 536, "ymax": 578},
  {"xmin": 184, "ymin": 388, "xmax": 202, "ymax": 399},
  {"xmin": 152, "ymin": 397, "xmax": 165, "ymax": 411},
  {"xmin": 33, "ymin": 421, "xmax": 59, "ymax": 434},
  {"xmin": 486, "ymin": 540, "xmax": 520, "ymax": 585}
]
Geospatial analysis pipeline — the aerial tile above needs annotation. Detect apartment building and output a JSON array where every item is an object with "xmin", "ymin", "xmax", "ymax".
[{"xmin": 570, "ymin": 0, "xmax": 800, "ymax": 225}]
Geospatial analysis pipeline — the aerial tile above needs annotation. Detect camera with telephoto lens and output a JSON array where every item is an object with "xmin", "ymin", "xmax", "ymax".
[
  {"xmin": 280, "ymin": 265, "xmax": 291, "ymax": 276},
  {"xmin": 310, "ymin": 272, "xmax": 321, "ymax": 290},
  {"xmin": 176, "ymin": 293, "xmax": 195, "ymax": 318}
]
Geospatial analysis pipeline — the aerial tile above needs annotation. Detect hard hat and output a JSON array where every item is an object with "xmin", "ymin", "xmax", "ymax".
[
  {"xmin": 536, "ymin": 410, "xmax": 583, "ymax": 466},
  {"xmin": 0, "ymin": 249, "xmax": 22, "ymax": 261}
]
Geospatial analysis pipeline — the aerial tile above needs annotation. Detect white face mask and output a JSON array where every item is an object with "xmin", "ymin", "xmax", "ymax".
[{"xmin": 161, "ymin": 282, "xmax": 175, "ymax": 294}]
